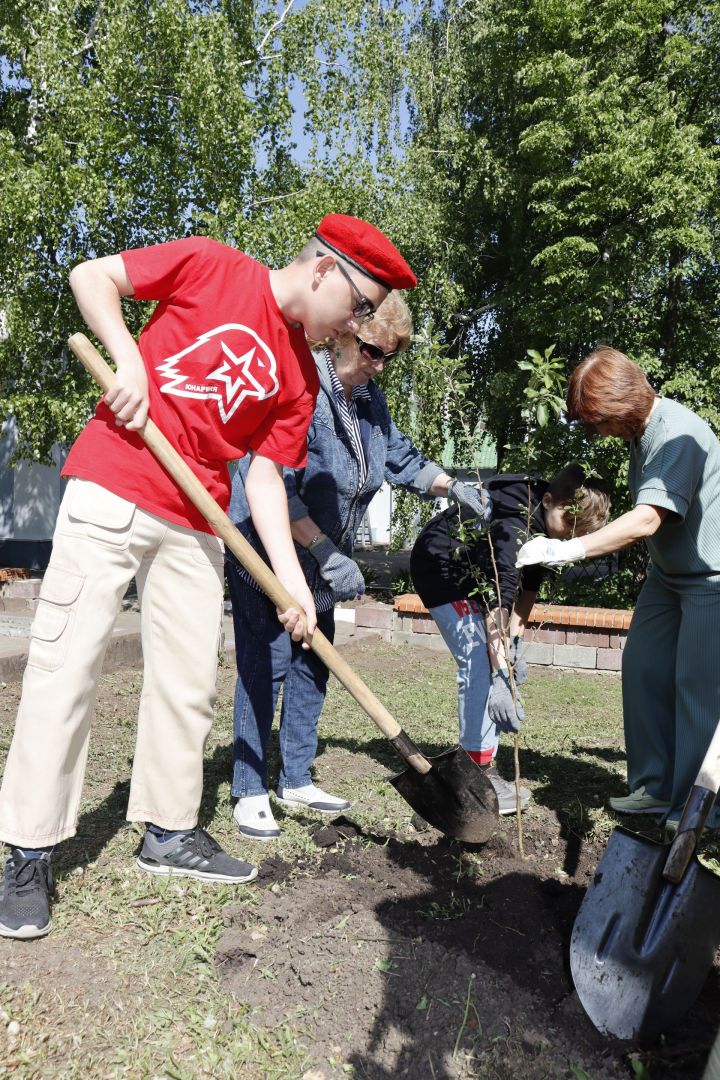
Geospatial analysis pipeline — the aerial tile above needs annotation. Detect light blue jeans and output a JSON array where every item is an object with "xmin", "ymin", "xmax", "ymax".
[{"xmin": 429, "ymin": 599, "xmax": 498, "ymax": 761}]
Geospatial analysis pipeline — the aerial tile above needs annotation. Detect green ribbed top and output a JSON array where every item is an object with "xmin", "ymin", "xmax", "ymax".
[{"xmin": 629, "ymin": 397, "xmax": 720, "ymax": 574}]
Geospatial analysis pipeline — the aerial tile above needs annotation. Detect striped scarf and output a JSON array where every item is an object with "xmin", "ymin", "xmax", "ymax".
[{"xmin": 324, "ymin": 348, "xmax": 370, "ymax": 487}]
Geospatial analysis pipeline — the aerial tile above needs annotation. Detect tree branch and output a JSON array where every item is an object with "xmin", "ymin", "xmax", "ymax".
[{"xmin": 257, "ymin": 0, "xmax": 296, "ymax": 57}]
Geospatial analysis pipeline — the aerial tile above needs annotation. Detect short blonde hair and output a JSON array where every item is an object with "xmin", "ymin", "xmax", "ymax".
[
  {"xmin": 307, "ymin": 289, "xmax": 413, "ymax": 353},
  {"xmin": 548, "ymin": 463, "xmax": 611, "ymax": 535},
  {"xmin": 370, "ymin": 290, "xmax": 413, "ymax": 352}
]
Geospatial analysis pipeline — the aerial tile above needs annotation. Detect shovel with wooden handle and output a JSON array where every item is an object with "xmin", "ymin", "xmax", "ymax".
[
  {"xmin": 68, "ymin": 333, "xmax": 499, "ymax": 842},
  {"xmin": 570, "ymin": 715, "xmax": 720, "ymax": 1039}
]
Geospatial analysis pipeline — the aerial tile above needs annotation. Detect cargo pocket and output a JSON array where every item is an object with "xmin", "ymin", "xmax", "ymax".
[
  {"xmin": 64, "ymin": 480, "xmax": 136, "ymax": 549},
  {"xmin": 191, "ymin": 531, "xmax": 225, "ymax": 567},
  {"xmin": 27, "ymin": 566, "xmax": 85, "ymax": 672}
]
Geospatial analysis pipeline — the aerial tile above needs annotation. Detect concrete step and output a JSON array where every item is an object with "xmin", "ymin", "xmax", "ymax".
[{"xmin": 0, "ymin": 606, "xmax": 359, "ymax": 684}]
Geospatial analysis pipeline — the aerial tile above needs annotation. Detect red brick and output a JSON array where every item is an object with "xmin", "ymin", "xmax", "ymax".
[
  {"xmin": 393, "ymin": 593, "xmax": 428, "ymax": 614},
  {"xmin": 533, "ymin": 628, "xmax": 566, "ymax": 644},
  {"xmin": 529, "ymin": 604, "xmax": 633, "ymax": 630},
  {"xmin": 566, "ymin": 630, "xmax": 611, "ymax": 648}
]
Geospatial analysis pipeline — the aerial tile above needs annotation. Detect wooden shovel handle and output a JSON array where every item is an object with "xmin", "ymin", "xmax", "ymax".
[{"xmin": 69, "ymin": 333, "xmax": 431, "ymax": 774}]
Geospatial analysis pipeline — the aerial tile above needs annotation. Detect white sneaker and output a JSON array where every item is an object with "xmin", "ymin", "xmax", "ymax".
[
  {"xmin": 233, "ymin": 794, "xmax": 280, "ymax": 841},
  {"xmin": 275, "ymin": 784, "xmax": 350, "ymax": 814}
]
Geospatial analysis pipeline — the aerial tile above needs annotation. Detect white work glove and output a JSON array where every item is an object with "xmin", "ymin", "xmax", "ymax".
[{"xmin": 515, "ymin": 536, "xmax": 587, "ymax": 568}]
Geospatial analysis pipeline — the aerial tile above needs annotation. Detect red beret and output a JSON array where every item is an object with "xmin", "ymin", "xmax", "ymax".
[{"xmin": 315, "ymin": 213, "xmax": 417, "ymax": 291}]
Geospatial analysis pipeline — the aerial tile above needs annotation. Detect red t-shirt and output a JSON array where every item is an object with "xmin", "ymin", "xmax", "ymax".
[{"xmin": 63, "ymin": 238, "xmax": 319, "ymax": 532}]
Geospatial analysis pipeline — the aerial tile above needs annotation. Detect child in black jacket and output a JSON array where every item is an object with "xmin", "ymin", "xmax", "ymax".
[{"xmin": 410, "ymin": 464, "xmax": 609, "ymax": 813}]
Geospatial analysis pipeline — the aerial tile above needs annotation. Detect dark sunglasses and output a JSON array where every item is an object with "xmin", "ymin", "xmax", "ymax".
[
  {"xmin": 317, "ymin": 250, "xmax": 376, "ymax": 322},
  {"xmin": 355, "ymin": 335, "xmax": 398, "ymax": 363}
]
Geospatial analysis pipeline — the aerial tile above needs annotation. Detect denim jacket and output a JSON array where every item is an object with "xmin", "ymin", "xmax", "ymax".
[{"xmin": 228, "ymin": 350, "xmax": 442, "ymax": 606}]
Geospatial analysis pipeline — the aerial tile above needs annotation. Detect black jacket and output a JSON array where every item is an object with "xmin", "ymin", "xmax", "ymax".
[{"xmin": 410, "ymin": 474, "xmax": 549, "ymax": 610}]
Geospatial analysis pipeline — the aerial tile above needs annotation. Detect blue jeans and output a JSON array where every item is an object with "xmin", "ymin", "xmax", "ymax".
[
  {"xmin": 226, "ymin": 558, "xmax": 336, "ymax": 798},
  {"xmin": 429, "ymin": 599, "xmax": 498, "ymax": 760}
]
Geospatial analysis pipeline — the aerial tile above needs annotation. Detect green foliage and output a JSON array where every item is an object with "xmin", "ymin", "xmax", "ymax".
[
  {"xmin": 354, "ymin": 559, "xmax": 380, "ymax": 593},
  {"xmin": 397, "ymin": 0, "xmax": 720, "ymax": 459},
  {"xmin": 384, "ymin": 326, "xmax": 470, "ymax": 547},
  {"xmin": 538, "ymin": 545, "xmax": 649, "ymax": 609},
  {"xmin": 518, "ymin": 347, "xmax": 566, "ymax": 432},
  {"xmin": 390, "ymin": 567, "xmax": 414, "ymax": 596},
  {"xmin": 569, "ymin": 1065, "xmax": 595, "ymax": 1080},
  {"xmin": 0, "ymin": 0, "xmax": 289, "ymax": 456},
  {"xmin": 629, "ymin": 1054, "xmax": 652, "ymax": 1080}
]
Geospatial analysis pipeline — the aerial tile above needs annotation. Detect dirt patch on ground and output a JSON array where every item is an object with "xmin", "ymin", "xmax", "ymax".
[
  {"xmin": 0, "ymin": 936, "xmax": 119, "ymax": 999},
  {"xmin": 218, "ymin": 813, "xmax": 719, "ymax": 1080}
]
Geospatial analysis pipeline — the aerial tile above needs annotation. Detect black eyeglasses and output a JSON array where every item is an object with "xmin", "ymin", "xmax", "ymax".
[
  {"xmin": 317, "ymin": 250, "xmax": 375, "ymax": 322},
  {"xmin": 355, "ymin": 336, "xmax": 398, "ymax": 363}
]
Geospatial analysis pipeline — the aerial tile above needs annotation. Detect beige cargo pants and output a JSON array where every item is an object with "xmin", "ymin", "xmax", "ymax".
[{"xmin": 0, "ymin": 478, "xmax": 224, "ymax": 847}]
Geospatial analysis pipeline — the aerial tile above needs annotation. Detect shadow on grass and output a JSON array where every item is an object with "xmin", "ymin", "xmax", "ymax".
[
  {"xmin": 311, "ymin": 733, "xmax": 636, "ymax": 879},
  {"xmin": 340, "ymin": 831, "xmax": 719, "ymax": 1079},
  {"xmin": 55, "ymin": 776, "xmax": 134, "ymax": 876},
  {"xmin": 339, "ymin": 834, "xmax": 589, "ymax": 1076},
  {"xmin": 54, "ymin": 741, "xmax": 236, "ymax": 878},
  {"xmin": 317, "ymin": 730, "xmax": 625, "ymax": 792}
]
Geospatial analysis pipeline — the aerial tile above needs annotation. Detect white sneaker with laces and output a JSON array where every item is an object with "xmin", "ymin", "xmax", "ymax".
[
  {"xmin": 233, "ymin": 793, "xmax": 280, "ymax": 841},
  {"xmin": 275, "ymin": 783, "xmax": 350, "ymax": 814}
]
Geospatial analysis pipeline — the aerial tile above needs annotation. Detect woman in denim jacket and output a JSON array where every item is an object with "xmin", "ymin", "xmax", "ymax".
[{"xmin": 226, "ymin": 293, "xmax": 488, "ymax": 839}]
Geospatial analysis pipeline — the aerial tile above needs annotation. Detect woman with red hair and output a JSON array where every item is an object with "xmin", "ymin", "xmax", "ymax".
[{"xmin": 517, "ymin": 347, "xmax": 720, "ymax": 834}]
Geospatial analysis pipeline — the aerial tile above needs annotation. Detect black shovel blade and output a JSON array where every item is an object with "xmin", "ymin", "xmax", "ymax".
[
  {"xmin": 389, "ymin": 746, "xmax": 499, "ymax": 843},
  {"xmin": 570, "ymin": 826, "xmax": 720, "ymax": 1040}
]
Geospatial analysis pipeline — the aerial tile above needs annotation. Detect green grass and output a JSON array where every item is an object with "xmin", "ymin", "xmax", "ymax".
[{"xmin": 0, "ymin": 644, "xmax": 631, "ymax": 1078}]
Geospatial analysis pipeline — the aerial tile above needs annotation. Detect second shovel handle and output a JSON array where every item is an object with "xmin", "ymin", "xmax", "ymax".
[
  {"xmin": 69, "ymin": 333, "xmax": 432, "ymax": 775},
  {"xmin": 663, "ymin": 712, "xmax": 720, "ymax": 883}
]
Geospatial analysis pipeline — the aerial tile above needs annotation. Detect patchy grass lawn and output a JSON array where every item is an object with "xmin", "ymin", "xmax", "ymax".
[{"xmin": 0, "ymin": 641, "xmax": 711, "ymax": 1079}]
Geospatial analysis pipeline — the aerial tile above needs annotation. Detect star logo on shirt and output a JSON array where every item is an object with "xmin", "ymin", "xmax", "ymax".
[{"xmin": 156, "ymin": 324, "xmax": 279, "ymax": 423}]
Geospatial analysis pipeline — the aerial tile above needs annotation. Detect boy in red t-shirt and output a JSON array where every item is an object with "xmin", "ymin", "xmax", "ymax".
[{"xmin": 0, "ymin": 215, "xmax": 416, "ymax": 939}]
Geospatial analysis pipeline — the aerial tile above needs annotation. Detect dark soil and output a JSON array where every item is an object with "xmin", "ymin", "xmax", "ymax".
[{"xmin": 217, "ymin": 810, "xmax": 720, "ymax": 1080}]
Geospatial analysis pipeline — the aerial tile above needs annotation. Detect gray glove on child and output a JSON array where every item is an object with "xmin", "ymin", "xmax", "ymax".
[
  {"xmin": 309, "ymin": 537, "xmax": 365, "ymax": 602},
  {"xmin": 488, "ymin": 670, "xmax": 525, "ymax": 733},
  {"xmin": 508, "ymin": 636, "xmax": 528, "ymax": 686},
  {"xmin": 448, "ymin": 480, "xmax": 491, "ymax": 522}
]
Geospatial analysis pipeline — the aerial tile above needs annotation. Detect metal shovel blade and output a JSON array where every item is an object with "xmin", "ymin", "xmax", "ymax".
[
  {"xmin": 390, "ymin": 746, "xmax": 500, "ymax": 843},
  {"xmin": 570, "ymin": 826, "xmax": 720, "ymax": 1039}
]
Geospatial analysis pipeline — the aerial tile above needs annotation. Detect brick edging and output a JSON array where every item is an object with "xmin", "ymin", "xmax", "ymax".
[
  {"xmin": 351, "ymin": 595, "xmax": 630, "ymax": 672},
  {"xmin": 392, "ymin": 593, "xmax": 632, "ymax": 630}
]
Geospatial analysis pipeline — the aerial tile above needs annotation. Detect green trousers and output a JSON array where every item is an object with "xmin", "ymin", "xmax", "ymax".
[{"xmin": 622, "ymin": 564, "xmax": 720, "ymax": 823}]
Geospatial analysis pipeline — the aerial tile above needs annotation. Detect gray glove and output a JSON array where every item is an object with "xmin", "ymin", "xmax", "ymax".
[
  {"xmin": 508, "ymin": 636, "xmax": 528, "ymax": 686},
  {"xmin": 448, "ymin": 480, "xmax": 491, "ymax": 522},
  {"xmin": 308, "ymin": 537, "xmax": 365, "ymax": 601},
  {"xmin": 488, "ymin": 670, "xmax": 525, "ymax": 733}
]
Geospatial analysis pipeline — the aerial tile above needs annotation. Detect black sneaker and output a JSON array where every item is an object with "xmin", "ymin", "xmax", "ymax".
[
  {"xmin": 137, "ymin": 827, "xmax": 257, "ymax": 884},
  {"xmin": 482, "ymin": 766, "xmax": 531, "ymax": 816},
  {"xmin": 0, "ymin": 850, "xmax": 54, "ymax": 939}
]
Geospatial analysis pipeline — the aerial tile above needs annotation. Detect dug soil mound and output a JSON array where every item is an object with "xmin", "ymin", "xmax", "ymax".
[{"xmin": 217, "ymin": 814, "xmax": 719, "ymax": 1079}]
